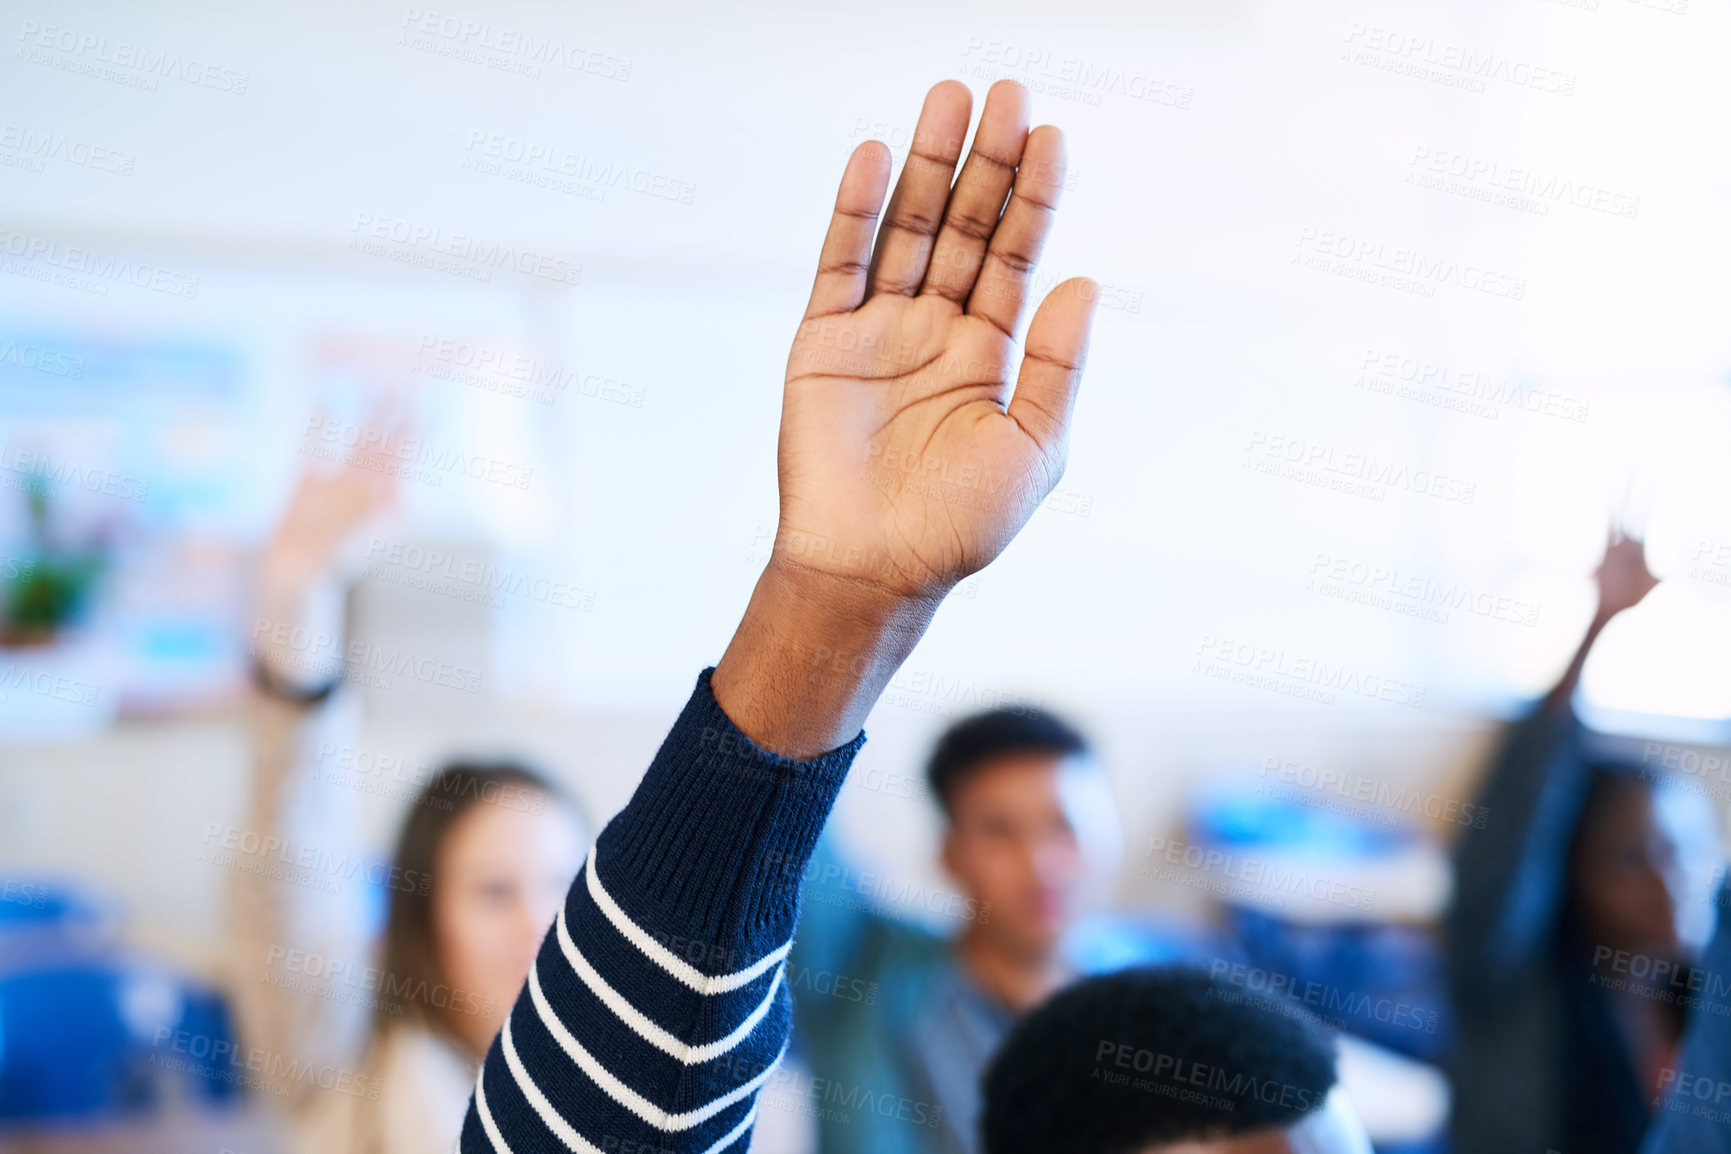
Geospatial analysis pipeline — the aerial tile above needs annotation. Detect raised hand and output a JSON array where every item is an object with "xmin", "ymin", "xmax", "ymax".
[
  {"xmin": 777, "ymin": 79, "xmax": 1096, "ymax": 597},
  {"xmin": 1593, "ymin": 530, "xmax": 1659, "ymax": 622},
  {"xmin": 263, "ymin": 404, "xmax": 408, "ymax": 596},
  {"xmin": 714, "ymin": 79, "xmax": 1096, "ymax": 756}
]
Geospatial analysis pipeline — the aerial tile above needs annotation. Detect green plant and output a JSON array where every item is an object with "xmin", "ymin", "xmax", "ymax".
[{"xmin": 2, "ymin": 473, "xmax": 106, "ymax": 643}]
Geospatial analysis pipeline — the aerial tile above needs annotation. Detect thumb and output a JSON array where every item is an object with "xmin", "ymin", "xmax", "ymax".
[{"xmin": 1008, "ymin": 277, "xmax": 1097, "ymax": 460}]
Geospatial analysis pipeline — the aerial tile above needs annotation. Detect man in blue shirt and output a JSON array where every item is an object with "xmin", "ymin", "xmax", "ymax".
[{"xmin": 787, "ymin": 707, "xmax": 1121, "ymax": 1153}]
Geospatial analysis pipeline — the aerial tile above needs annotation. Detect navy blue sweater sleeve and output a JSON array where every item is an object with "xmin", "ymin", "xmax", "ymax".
[
  {"xmin": 1446, "ymin": 704, "xmax": 1596, "ymax": 1009},
  {"xmin": 459, "ymin": 668, "xmax": 862, "ymax": 1154},
  {"xmin": 1642, "ymin": 883, "xmax": 1731, "ymax": 1154}
]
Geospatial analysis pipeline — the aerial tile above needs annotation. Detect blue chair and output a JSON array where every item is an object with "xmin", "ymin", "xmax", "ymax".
[{"xmin": 0, "ymin": 879, "xmax": 241, "ymax": 1125}]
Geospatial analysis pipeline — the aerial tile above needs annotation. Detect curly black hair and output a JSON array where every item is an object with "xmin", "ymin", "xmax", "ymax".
[{"xmin": 981, "ymin": 966, "xmax": 1338, "ymax": 1154}]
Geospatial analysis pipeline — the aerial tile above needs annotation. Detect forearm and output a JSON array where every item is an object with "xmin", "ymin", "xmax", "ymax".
[
  {"xmin": 1449, "ymin": 705, "xmax": 1592, "ymax": 998},
  {"xmin": 253, "ymin": 563, "xmax": 348, "ymax": 691},
  {"xmin": 1538, "ymin": 608, "xmax": 1612, "ymax": 717},
  {"xmin": 231, "ymin": 580, "xmax": 373, "ymax": 1106},
  {"xmin": 1456, "ymin": 604, "xmax": 1616, "ymax": 964},
  {"xmin": 1452, "ymin": 589, "xmax": 1644, "ymax": 1000},
  {"xmin": 1450, "ymin": 596, "xmax": 1620, "ymax": 994}
]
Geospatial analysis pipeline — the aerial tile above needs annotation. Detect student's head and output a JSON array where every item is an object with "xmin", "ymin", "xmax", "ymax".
[
  {"xmin": 378, "ymin": 762, "xmax": 587, "ymax": 1057},
  {"xmin": 982, "ymin": 968, "xmax": 1371, "ymax": 1154},
  {"xmin": 929, "ymin": 708, "xmax": 1119, "ymax": 959},
  {"xmin": 1567, "ymin": 763, "xmax": 1720, "ymax": 961}
]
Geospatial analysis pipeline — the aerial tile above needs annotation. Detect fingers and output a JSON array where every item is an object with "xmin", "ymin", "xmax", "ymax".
[
  {"xmin": 1007, "ymin": 278, "xmax": 1097, "ymax": 459},
  {"xmin": 921, "ymin": 80, "xmax": 1030, "ymax": 307},
  {"xmin": 803, "ymin": 141, "xmax": 892, "ymax": 320},
  {"xmin": 334, "ymin": 397, "xmax": 411, "ymax": 518},
  {"xmin": 865, "ymin": 81, "xmax": 972, "ymax": 299},
  {"xmin": 968, "ymin": 125, "xmax": 1067, "ymax": 337},
  {"xmin": 347, "ymin": 395, "xmax": 410, "ymax": 467}
]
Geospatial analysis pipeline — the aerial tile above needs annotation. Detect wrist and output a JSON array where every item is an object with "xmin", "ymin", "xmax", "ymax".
[
  {"xmin": 259, "ymin": 536, "xmax": 334, "ymax": 599},
  {"xmin": 712, "ymin": 554, "xmax": 944, "ymax": 759},
  {"xmin": 1588, "ymin": 605, "xmax": 1621, "ymax": 636},
  {"xmin": 254, "ymin": 560, "xmax": 347, "ymax": 690}
]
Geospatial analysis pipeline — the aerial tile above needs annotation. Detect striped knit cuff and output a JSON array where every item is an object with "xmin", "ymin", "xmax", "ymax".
[{"xmin": 596, "ymin": 667, "xmax": 863, "ymax": 962}]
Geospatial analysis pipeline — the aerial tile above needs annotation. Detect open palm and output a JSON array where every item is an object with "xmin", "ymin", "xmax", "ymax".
[
  {"xmin": 1594, "ymin": 530, "xmax": 1659, "ymax": 620},
  {"xmin": 265, "ymin": 406, "xmax": 406, "ymax": 590},
  {"xmin": 776, "ymin": 79, "xmax": 1097, "ymax": 598}
]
